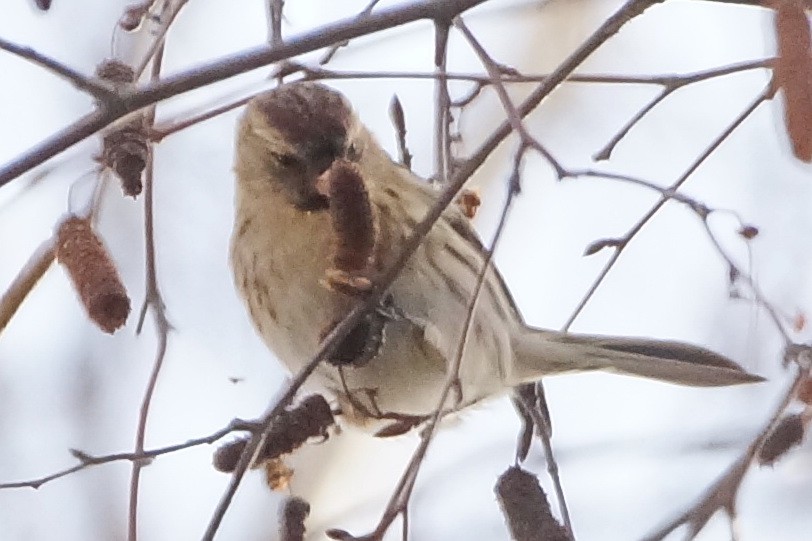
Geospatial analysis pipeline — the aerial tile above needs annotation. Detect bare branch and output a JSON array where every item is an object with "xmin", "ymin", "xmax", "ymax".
[
  {"xmin": 594, "ymin": 58, "xmax": 774, "ymax": 160},
  {"xmin": 643, "ymin": 366, "xmax": 810, "ymax": 541},
  {"xmin": 0, "ymin": 420, "xmax": 244, "ymax": 490},
  {"xmin": 318, "ymin": 0, "xmax": 383, "ymax": 64},
  {"xmin": 0, "ymin": 0, "xmax": 490, "ymax": 190},
  {"xmin": 454, "ymin": 17, "xmax": 566, "ymax": 178},
  {"xmin": 0, "ymin": 237, "xmax": 55, "ymax": 335},
  {"xmin": 128, "ymin": 36, "xmax": 170, "ymax": 541}
]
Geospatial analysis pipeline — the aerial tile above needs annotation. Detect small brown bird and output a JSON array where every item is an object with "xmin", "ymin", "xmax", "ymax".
[{"xmin": 230, "ymin": 82, "xmax": 761, "ymax": 427}]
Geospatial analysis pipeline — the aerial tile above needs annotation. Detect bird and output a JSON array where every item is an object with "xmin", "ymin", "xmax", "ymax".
[{"xmin": 230, "ymin": 81, "xmax": 761, "ymax": 430}]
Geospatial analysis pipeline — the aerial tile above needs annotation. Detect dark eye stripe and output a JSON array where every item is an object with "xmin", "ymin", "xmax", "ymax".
[{"xmin": 270, "ymin": 151, "xmax": 302, "ymax": 169}]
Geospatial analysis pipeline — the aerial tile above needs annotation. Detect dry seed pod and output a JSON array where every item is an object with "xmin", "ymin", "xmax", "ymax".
[
  {"xmin": 456, "ymin": 188, "xmax": 481, "ymax": 219},
  {"xmin": 495, "ymin": 466, "xmax": 571, "ymax": 541},
  {"xmin": 280, "ymin": 497, "xmax": 310, "ymax": 541},
  {"xmin": 265, "ymin": 457, "xmax": 294, "ymax": 491},
  {"xmin": 100, "ymin": 116, "xmax": 150, "ymax": 198},
  {"xmin": 256, "ymin": 394, "xmax": 335, "ymax": 462},
  {"xmin": 773, "ymin": 0, "xmax": 812, "ymax": 162},
  {"xmin": 95, "ymin": 59, "xmax": 136, "ymax": 86},
  {"xmin": 56, "ymin": 217, "xmax": 130, "ymax": 334},
  {"xmin": 759, "ymin": 413, "xmax": 806, "ymax": 466},
  {"xmin": 119, "ymin": 1, "xmax": 153, "ymax": 32},
  {"xmin": 212, "ymin": 437, "xmax": 247, "ymax": 473},
  {"xmin": 213, "ymin": 395, "xmax": 335, "ymax": 472},
  {"xmin": 737, "ymin": 225, "xmax": 759, "ymax": 240},
  {"xmin": 325, "ymin": 160, "xmax": 377, "ymax": 293}
]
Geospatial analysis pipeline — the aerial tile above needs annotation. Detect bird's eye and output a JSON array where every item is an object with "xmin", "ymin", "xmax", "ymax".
[
  {"xmin": 272, "ymin": 152, "xmax": 301, "ymax": 169},
  {"xmin": 346, "ymin": 143, "xmax": 362, "ymax": 162}
]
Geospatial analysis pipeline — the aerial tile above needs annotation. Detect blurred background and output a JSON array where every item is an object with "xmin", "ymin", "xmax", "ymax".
[{"xmin": 0, "ymin": 0, "xmax": 810, "ymax": 539}]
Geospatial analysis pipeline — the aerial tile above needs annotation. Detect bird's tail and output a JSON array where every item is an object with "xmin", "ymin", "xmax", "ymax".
[{"xmin": 508, "ymin": 327, "xmax": 763, "ymax": 387}]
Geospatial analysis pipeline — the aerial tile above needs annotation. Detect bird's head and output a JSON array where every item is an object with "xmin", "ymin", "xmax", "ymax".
[{"xmin": 236, "ymin": 82, "xmax": 365, "ymax": 211}]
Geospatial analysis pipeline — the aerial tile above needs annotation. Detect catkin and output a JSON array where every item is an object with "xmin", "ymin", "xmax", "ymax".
[{"xmin": 56, "ymin": 217, "xmax": 130, "ymax": 334}]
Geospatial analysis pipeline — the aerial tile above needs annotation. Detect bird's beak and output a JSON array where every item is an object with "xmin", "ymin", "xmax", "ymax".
[{"xmin": 315, "ymin": 166, "xmax": 333, "ymax": 197}]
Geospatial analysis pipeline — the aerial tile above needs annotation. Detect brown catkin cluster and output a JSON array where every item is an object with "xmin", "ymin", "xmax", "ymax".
[
  {"xmin": 212, "ymin": 395, "xmax": 335, "ymax": 473},
  {"xmin": 495, "ymin": 466, "xmax": 572, "ymax": 541},
  {"xmin": 773, "ymin": 0, "xmax": 812, "ymax": 162},
  {"xmin": 56, "ymin": 217, "xmax": 130, "ymax": 333}
]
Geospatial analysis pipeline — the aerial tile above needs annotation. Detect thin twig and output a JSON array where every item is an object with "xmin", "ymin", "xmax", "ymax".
[
  {"xmin": 433, "ymin": 21, "xmax": 452, "ymax": 181},
  {"xmin": 149, "ymin": 58, "xmax": 773, "ymax": 145},
  {"xmin": 0, "ymin": 36, "xmax": 116, "ymax": 100},
  {"xmin": 286, "ymin": 58, "xmax": 774, "ymax": 87},
  {"xmin": 454, "ymin": 17, "xmax": 566, "ymax": 178},
  {"xmin": 150, "ymin": 94, "xmax": 253, "ymax": 142},
  {"xmin": 134, "ymin": 0, "xmax": 191, "ymax": 78},
  {"xmin": 127, "ymin": 39, "xmax": 169, "ymax": 541},
  {"xmin": 268, "ymin": 0, "xmax": 285, "ymax": 47},
  {"xmin": 593, "ymin": 58, "xmax": 774, "ymax": 160},
  {"xmin": 562, "ymin": 82, "xmax": 775, "ymax": 331},
  {"xmin": 318, "ymin": 0, "xmax": 383, "ymax": 64},
  {"xmin": 642, "ymin": 366, "xmax": 809, "ymax": 541},
  {"xmin": 0, "ymin": 237, "xmax": 56, "ymax": 335},
  {"xmin": 0, "ymin": 419, "xmax": 247, "ymax": 490},
  {"xmin": 572, "ymin": 167, "xmax": 792, "ymax": 342}
]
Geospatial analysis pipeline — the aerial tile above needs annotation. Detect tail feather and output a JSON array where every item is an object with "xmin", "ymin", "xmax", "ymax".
[{"xmin": 509, "ymin": 328, "xmax": 764, "ymax": 388}]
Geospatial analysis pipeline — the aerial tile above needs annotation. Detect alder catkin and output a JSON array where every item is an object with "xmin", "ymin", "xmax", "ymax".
[
  {"xmin": 774, "ymin": 0, "xmax": 812, "ymax": 162},
  {"xmin": 95, "ymin": 59, "xmax": 149, "ymax": 197},
  {"xmin": 56, "ymin": 217, "xmax": 130, "ymax": 334},
  {"xmin": 280, "ymin": 497, "xmax": 310, "ymax": 541},
  {"xmin": 328, "ymin": 160, "xmax": 376, "ymax": 274},
  {"xmin": 495, "ymin": 466, "xmax": 571, "ymax": 541},
  {"xmin": 100, "ymin": 118, "xmax": 150, "ymax": 197}
]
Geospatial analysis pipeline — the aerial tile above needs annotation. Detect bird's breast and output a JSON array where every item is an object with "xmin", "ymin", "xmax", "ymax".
[{"xmin": 230, "ymin": 195, "xmax": 353, "ymax": 371}]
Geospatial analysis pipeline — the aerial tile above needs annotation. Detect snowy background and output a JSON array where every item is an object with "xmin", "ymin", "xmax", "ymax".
[{"xmin": 0, "ymin": 0, "xmax": 810, "ymax": 539}]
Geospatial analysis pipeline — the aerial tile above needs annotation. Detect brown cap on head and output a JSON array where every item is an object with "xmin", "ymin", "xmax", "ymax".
[{"xmin": 253, "ymin": 83, "xmax": 352, "ymax": 161}]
